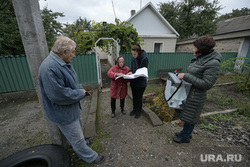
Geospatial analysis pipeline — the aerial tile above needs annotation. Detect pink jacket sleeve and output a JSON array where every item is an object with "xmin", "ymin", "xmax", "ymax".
[{"xmin": 107, "ymin": 66, "xmax": 116, "ymax": 79}]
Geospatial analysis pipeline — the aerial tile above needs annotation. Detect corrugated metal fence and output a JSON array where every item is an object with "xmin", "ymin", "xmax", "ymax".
[
  {"xmin": 0, "ymin": 55, "xmax": 34, "ymax": 93},
  {"xmin": 0, "ymin": 54, "xmax": 98, "ymax": 93},
  {"xmin": 121, "ymin": 52, "xmax": 237, "ymax": 78},
  {"xmin": 0, "ymin": 52, "xmax": 237, "ymax": 93},
  {"xmin": 71, "ymin": 54, "xmax": 98, "ymax": 85}
]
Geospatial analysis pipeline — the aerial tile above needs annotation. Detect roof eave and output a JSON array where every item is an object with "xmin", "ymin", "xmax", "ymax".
[
  {"xmin": 139, "ymin": 34, "xmax": 178, "ymax": 38},
  {"xmin": 127, "ymin": 2, "xmax": 180, "ymax": 36}
]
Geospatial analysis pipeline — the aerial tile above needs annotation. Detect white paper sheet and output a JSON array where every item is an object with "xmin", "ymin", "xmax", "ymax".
[{"xmin": 115, "ymin": 67, "xmax": 148, "ymax": 80}]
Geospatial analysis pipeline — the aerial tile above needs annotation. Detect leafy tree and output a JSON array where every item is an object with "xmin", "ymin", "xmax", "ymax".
[
  {"xmin": 63, "ymin": 17, "xmax": 91, "ymax": 41},
  {"xmin": 74, "ymin": 17, "xmax": 91, "ymax": 29},
  {"xmin": 158, "ymin": 1, "xmax": 180, "ymax": 31},
  {"xmin": 0, "ymin": 1, "xmax": 64, "ymax": 56},
  {"xmin": 158, "ymin": 0, "xmax": 222, "ymax": 39},
  {"xmin": 41, "ymin": 6, "xmax": 64, "ymax": 50},
  {"xmin": 216, "ymin": 7, "xmax": 250, "ymax": 22},
  {"xmin": 91, "ymin": 19, "xmax": 142, "ymax": 54},
  {"xmin": 0, "ymin": 0, "xmax": 25, "ymax": 56},
  {"xmin": 64, "ymin": 19, "xmax": 143, "ymax": 54}
]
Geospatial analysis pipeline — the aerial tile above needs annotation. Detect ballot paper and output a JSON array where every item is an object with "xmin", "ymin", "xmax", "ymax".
[{"xmin": 115, "ymin": 67, "xmax": 148, "ymax": 80}]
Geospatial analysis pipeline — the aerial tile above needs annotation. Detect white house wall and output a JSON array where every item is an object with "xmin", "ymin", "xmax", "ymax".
[
  {"xmin": 142, "ymin": 38, "xmax": 177, "ymax": 52},
  {"xmin": 96, "ymin": 47, "xmax": 108, "ymax": 59},
  {"xmin": 129, "ymin": 7, "xmax": 173, "ymax": 35}
]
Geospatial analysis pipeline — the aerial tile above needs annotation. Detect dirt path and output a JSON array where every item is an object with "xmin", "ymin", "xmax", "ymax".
[{"xmin": 96, "ymin": 90, "xmax": 249, "ymax": 167}]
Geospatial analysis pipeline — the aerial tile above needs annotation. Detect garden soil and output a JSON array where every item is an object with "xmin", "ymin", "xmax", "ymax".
[{"xmin": 0, "ymin": 87, "xmax": 249, "ymax": 167}]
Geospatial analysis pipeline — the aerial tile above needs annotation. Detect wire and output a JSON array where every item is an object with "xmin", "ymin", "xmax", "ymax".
[{"xmin": 111, "ymin": 0, "xmax": 117, "ymax": 19}]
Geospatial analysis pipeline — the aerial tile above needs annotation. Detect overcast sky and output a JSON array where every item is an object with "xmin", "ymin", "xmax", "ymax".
[{"xmin": 38, "ymin": 0, "xmax": 250, "ymax": 25}]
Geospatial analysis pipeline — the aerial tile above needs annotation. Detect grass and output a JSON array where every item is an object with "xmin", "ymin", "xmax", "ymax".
[
  {"xmin": 209, "ymin": 114, "xmax": 232, "ymax": 121},
  {"xmin": 237, "ymin": 104, "xmax": 250, "ymax": 117},
  {"xmin": 206, "ymin": 86, "xmax": 250, "ymax": 111},
  {"xmin": 144, "ymin": 82, "xmax": 165, "ymax": 95},
  {"xmin": 199, "ymin": 124, "xmax": 218, "ymax": 131},
  {"xmin": 215, "ymin": 73, "xmax": 235, "ymax": 84}
]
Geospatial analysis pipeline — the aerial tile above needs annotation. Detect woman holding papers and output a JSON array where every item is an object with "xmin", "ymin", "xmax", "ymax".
[
  {"xmin": 173, "ymin": 35, "xmax": 222, "ymax": 143},
  {"xmin": 107, "ymin": 56, "xmax": 130, "ymax": 118},
  {"xmin": 128, "ymin": 44, "xmax": 149, "ymax": 119}
]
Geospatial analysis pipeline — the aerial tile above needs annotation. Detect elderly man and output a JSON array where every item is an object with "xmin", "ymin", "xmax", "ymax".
[{"xmin": 38, "ymin": 36, "xmax": 104, "ymax": 164}]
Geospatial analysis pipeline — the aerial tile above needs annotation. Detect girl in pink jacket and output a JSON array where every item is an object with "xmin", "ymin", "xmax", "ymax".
[{"xmin": 107, "ymin": 56, "xmax": 130, "ymax": 118}]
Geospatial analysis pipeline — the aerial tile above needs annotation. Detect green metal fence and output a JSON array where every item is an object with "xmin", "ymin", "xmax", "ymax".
[
  {"xmin": 0, "ymin": 52, "xmax": 237, "ymax": 93},
  {"xmin": 121, "ymin": 52, "xmax": 238, "ymax": 79},
  {"xmin": 71, "ymin": 54, "xmax": 98, "ymax": 84},
  {"xmin": 0, "ymin": 55, "xmax": 34, "ymax": 93},
  {"xmin": 0, "ymin": 54, "xmax": 98, "ymax": 93}
]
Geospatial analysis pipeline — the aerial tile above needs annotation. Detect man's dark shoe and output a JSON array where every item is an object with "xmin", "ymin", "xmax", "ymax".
[
  {"xmin": 93, "ymin": 155, "xmax": 105, "ymax": 164},
  {"xmin": 173, "ymin": 137, "xmax": 190, "ymax": 143},
  {"xmin": 85, "ymin": 139, "xmax": 92, "ymax": 146},
  {"xmin": 175, "ymin": 132, "xmax": 192, "ymax": 139},
  {"xmin": 111, "ymin": 112, "xmax": 115, "ymax": 118},
  {"xmin": 130, "ymin": 110, "xmax": 136, "ymax": 116},
  {"xmin": 121, "ymin": 109, "xmax": 126, "ymax": 115}
]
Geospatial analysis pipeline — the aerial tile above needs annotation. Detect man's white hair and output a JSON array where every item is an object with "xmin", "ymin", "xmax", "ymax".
[{"xmin": 51, "ymin": 36, "xmax": 76, "ymax": 54}]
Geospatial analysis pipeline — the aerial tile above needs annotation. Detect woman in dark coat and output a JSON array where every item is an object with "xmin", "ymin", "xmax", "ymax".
[
  {"xmin": 174, "ymin": 35, "xmax": 222, "ymax": 143},
  {"xmin": 127, "ymin": 44, "xmax": 149, "ymax": 119},
  {"xmin": 107, "ymin": 56, "xmax": 130, "ymax": 118}
]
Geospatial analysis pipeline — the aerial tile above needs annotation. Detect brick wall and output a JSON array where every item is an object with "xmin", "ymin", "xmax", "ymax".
[{"xmin": 176, "ymin": 37, "xmax": 244, "ymax": 52}]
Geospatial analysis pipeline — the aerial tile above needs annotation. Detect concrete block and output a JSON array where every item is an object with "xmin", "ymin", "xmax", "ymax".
[
  {"xmin": 84, "ymin": 89, "xmax": 98, "ymax": 138},
  {"xmin": 142, "ymin": 105, "xmax": 163, "ymax": 127},
  {"xmin": 84, "ymin": 114, "xmax": 97, "ymax": 138},
  {"xmin": 89, "ymin": 90, "xmax": 98, "ymax": 114}
]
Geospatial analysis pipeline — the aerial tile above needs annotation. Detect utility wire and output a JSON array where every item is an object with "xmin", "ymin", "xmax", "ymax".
[{"xmin": 111, "ymin": 0, "xmax": 117, "ymax": 19}]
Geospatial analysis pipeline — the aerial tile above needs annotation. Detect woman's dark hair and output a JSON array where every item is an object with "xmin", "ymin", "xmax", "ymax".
[
  {"xmin": 131, "ymin": 44, "xmax": 143, "ymax": 66},
  {"xmin": 193, "ymin": 35, "xmax": 216, "ymax": 54},
  {"xmin": 131, "ymin": 44, "xmax": 142, "ymax": 56}
]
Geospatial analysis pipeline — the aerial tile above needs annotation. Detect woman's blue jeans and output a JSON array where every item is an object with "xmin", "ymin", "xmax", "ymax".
[
  {"xmin": 57, "ymin": 117, "xmax": 98, "ymax": 163},
  {"xmin": 180, "ymin": 122, "xmax": 195, "ymax": 139}
]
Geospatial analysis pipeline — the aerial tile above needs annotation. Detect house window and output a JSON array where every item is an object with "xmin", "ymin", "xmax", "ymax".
[{"xmin": 154, "ymin": 43, "xmax": 162, "ymax": 53}]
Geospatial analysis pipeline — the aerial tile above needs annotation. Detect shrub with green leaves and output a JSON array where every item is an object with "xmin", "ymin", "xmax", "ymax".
[
  {"xmin": 65, "ymin": 19, "xmax": 143, "ymax": 55},
  {"xmin": 221, "ymin": 57, "xmax": 250, "ymax": 93},
  {"xmin": 144, "ymin": 90, "xmax": 177, "ymax": 122}
]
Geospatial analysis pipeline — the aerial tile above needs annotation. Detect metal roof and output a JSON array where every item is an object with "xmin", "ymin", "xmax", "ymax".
[{"xmin": 216, "ymin": 15, "xmax": 250, "ymax": 34}]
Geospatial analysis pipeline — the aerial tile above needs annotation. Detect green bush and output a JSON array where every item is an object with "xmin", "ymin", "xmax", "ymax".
[
  {"xmin": 221, "ymin": 57, "xmax": 250, "ymax": 94},
  {"xmin": 144, "ymin": 90, "xmax": 177, "ymax": 122}
]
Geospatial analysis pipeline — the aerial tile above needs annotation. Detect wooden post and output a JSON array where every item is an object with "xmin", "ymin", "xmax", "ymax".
[{"xmin": 12, "ymin": 0, "xmax": 68, "ymax": 148}]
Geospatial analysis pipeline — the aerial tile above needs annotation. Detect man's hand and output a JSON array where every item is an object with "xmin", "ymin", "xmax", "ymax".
[
  {"xmin": 80, "ymin": 89, "xmax": 91, "ymax": 96},
  {"xmin": 80, "ymin": 89, "xmax": 86, "ymax": 94}
]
